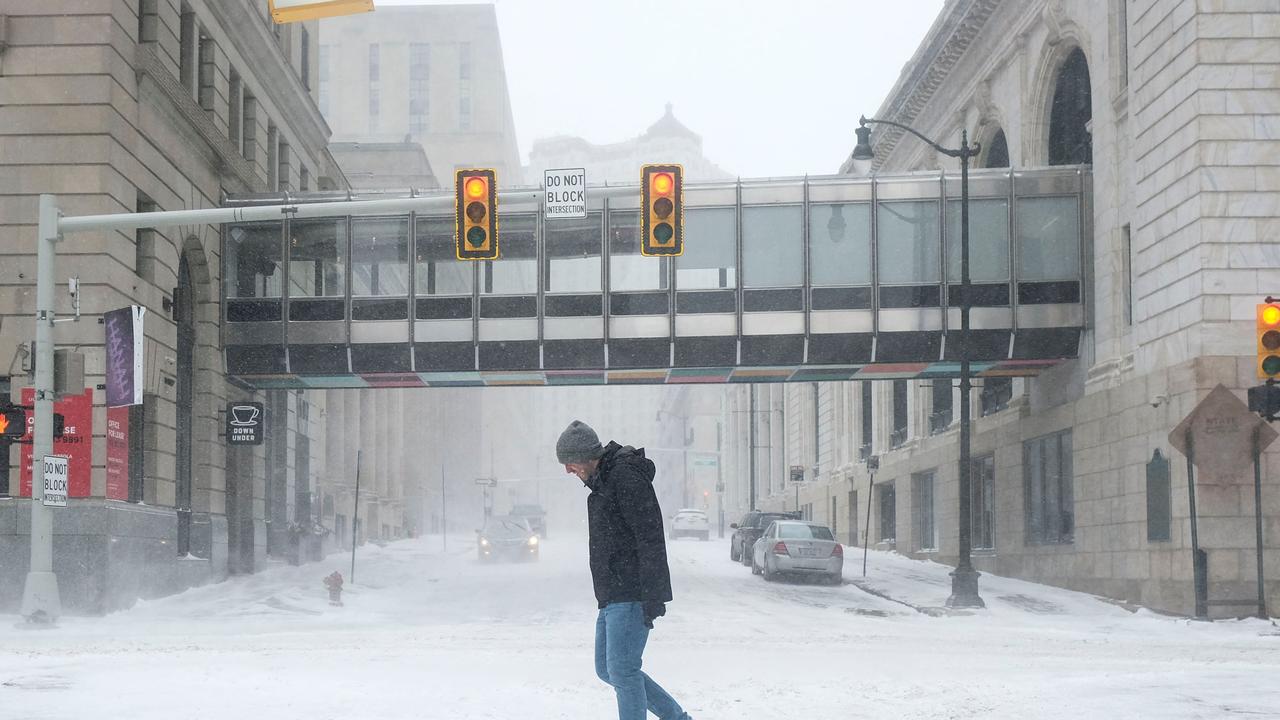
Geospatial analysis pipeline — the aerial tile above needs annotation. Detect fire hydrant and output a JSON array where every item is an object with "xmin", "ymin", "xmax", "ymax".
[{"xmin": 323, "ymin": 571, "xmax": 344, "ymax": 606}]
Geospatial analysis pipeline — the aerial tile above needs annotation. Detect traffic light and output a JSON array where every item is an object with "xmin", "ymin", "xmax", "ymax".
[
  {"xmin": 641, "ymin": 164, "xmax": 683, "ymax": 257},
  {"xmin": 455, "ymin": 169, "xmax": 498, "ymax": 260},
  {"xmin": 0, "ymin": 407, "xmax": 25, "ymax": 438},
  {"xmin": 1258, "ymin": 303, "xmax": 1280, "ymax": 379}
]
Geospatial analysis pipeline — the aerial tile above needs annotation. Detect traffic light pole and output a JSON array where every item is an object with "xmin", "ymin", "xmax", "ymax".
[{"xmin": 21, "ymin": 195, "xmax": 63, "ymax": 623}]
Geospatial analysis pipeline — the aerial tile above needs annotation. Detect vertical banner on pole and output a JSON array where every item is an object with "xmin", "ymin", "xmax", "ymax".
[
  {"xmin": 104, "ymin": 306, "xmax": 145, "ymax": 408},
  {"xmin": 105, "ymin": 405, "xmax": 130, "ymax": 501}
]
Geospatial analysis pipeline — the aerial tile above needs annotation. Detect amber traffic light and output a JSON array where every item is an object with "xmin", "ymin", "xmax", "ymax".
[
  {"xmin": 641, "ymin": 164, "xmax": 683, "ymax": 257},
  {"xmin": 1259, "ymin": 303, "xmax": 1280, "ymax": 379},
  {"xmin": 455, "ymin": 168, "xmax": 498, "ymax": 260}
]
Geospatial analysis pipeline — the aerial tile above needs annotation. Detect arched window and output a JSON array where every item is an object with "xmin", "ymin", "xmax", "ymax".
[
  {"xmin": 1048, "ymin": 48, "xmax": 1092, "ymax": 165},
  {"xmin": 983, "ymin": 129, "xmax": 1010, "ymax": 169}
]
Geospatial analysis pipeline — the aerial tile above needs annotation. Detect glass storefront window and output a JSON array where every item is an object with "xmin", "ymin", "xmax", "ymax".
[
  {"xmin": 545, "ymin": 213, "xmax": 602, "ymax": 293},
  {"xmin": 877, "ymin": 200, "xmax": 940, "ymax": 285},
  {"xmin": 483, "ymin": 214, "xmax": 536, "ymax": 295},
  {"xmin": 609, "ymin": 211, "xmax": 667, "ymax": 292},
  {"xmin": 416, "ymin": 215, "xmax": 473, "ymax": 295},
  {"xmin": 224, "ymin": 222, "xmax": 283, "ymax": 298},
  {"xmin": 288, "ymin": 218, "xmax": 346, "ymax": 297},
  {"xmin": 351, "ymin": 217, "xmax": 409, "ymax": 296},
  {"xmin": 676, "ymin": 207, "xmax": 736, "ymax": 290},
  {"xmin": 1017, "ymin": 196, "xmax": 1080, "ymax": 281},
  {"xmin": 809, "ymin": 203, "xmax": 871, "ymax": 286},
  {"xmin": 945, "ymin": 198, "xmax": 1009, "ymax": 283},
  {"xmin": 742, "ymin": 205, "xmax": 803, "ymax": 288}
]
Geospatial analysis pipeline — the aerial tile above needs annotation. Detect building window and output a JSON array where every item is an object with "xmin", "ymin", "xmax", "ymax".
[
  {"xmin": 318, "ymin": 45, "xmax": 330, "ymax": 117},
  {"xmin": 913, "ymin": 471, "xmax": 936, "ymax": 551},
  {"xmin": 242, "ymin": 93, "xmax": 257, "ymax": 162},
  {"xmin": 930, "ymin": 379, "xmax": 952, "ymax": 434},
  {"xmin": 1122, "ymin": 223, "xmax": 1133, "ymax": 326},
  {"xmin": 197, "ymin": 30, "xmax": 215, "ymax": 110},
  {"xmin": 409, "ymin": 43, "xmax": 430, "ymax": 135},
  {"xmin": 179, "ymin": 5, "xmax": 197, "ymax": 92},
  {"xmin": 831, "ymin": 496, "xmax": 838, "ymax": 538},
  {"xmin": 972, "ymin": 454, "xmax": 995, "ymax": 550},
  {"xmin": 135, "ymin": 193, "xmax": 157, "ymax": 281},
  {"xmin": 368, "ymin": 44, "xmax": 380, "ymax": 131},
  {"xmin": 138, "ymin": 0, "xmax": 158, "ymax": 43},
  {"xmin": 300, "ymin": 27, "xmax": 311, "ymax": 90},
  {"xmin": 228, "ymin": 70, "xmax": 242, "ymax": 148},
  {"xmin": 980, "ymin": 377, "xmax": 1013, "ymax": 416},
  {"xmin": 277, "ymin": 140, "xmax": 291, "ymax": 191},
  {"xmin": 877, "ymin": 481, "xmax": 896, "ymax": 543},
  {"xmin": 1146, "ymin": 450, "xmax": 1171, "ymax": 542},
  {"xmin": 459, "ymin": 95, "xmax": 471, "ymax": 131},
  {"xmin": 1048, "ymin": 47, "xmax": 1093, "ymax": 166},
  {"xmin": 812, "ymin": 383, "xmax": 821, "ymax": 467},
  {"xmin": 1024, "ymin": 430, "xmax": 1074, "ymax": 545},
  {"xmin": 891, "ymin": 380, "xmax": 908, "ymax": 448},
  {"xmin": 267, "ymin": 122, "xmax": 278, "ymax": 190},
  {"xmin": 300, "ymin": 166, "xmax": 310, "ymax": 192},
  {"xmin": 984, "ymin": 128, "xmax": 1010, "ymax": 168},
  {"xmin": 860, "ymin": 381, "xmax": 873, "ymax": 460}
]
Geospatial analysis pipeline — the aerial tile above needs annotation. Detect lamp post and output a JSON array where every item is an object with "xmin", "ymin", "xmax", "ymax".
[{"xmin": 851, "ymin": 115, "xmax": 984, "ymax": 608}]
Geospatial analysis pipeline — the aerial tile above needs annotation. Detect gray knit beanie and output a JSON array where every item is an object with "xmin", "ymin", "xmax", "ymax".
[{"xmin": 556, "ymin": 420, "xmax": 604, "ymax": 464}]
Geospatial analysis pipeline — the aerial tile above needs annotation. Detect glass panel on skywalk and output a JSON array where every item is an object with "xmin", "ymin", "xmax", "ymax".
[
  {"xmin": 877, "ymin": 200, "xmax": 940, "ymax": 285},
  {"xmin": 351, "ymin": 217, "xmax": 410, "ymax": 296},
  {"xmin": 1017, "ymin": 197, "xmax": 1080, "ymax": 281},
  {"xmin": 809, "ymin": 202, "xmax": 871, "ymax": 286},
  {"xmin": 945, "ymin": 199, "xmax": 1010, "ymax": 283},
  {"xmin": 483, "ymin": 213, "xmax": 536, "ymax": 295},
  {"xmin": 609, "ymin": 211, "xmax": 668, "ymax": 292},
  {"xmin": 416, "ymin": 215, "xmax": 473, "ymax": 296},
  {"xmin": 742, "ymin": 205, "xmax": 803, "ymax": 288},
  {"xmin": 545, "ymin": 212, "xmax": 603, "ymax": 294},
  {"xmin": 288, "ymin": 218, "xmax": 347, "ymax": 297},
  {"xmin": 225, "ymin": 223, "xmax": 283, "ymax": 298},
  {"xmin": 676, "ymin": 207, "xmax": 736, "ymax": 290}
]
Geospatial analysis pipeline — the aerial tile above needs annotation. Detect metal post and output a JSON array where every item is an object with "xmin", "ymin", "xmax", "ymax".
[
  {"xmin": 1186, "ymin": 431, "xmax": 1207, "ymax": 619},
  {"xmin": 947, "ymin": 131, "xmax": 984, "ymax": 609},
  {"xmin": 441, "ymin": 462, "xmax": 447, "ymax": 553},
  {"xmin": 351, "ymin": 449, "xmax": 362, "ymax": 584},
  {"xmin": 1254, "ymin": 428, "xmax": 1267, "ymax": 619},
  {"xmin": 748, "ymin": 386, "xmax": 757, "ymax": 511},
  {"xmin": 20, "ymin": 194, "xmax": 63, "ymax": 623},
  {"xmin": 862, "ymin": 470, "xmax": 874, "ymax": 577}
]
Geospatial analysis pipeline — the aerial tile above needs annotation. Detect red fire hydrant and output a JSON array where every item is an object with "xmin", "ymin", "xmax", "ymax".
[{"xmin": 323, "ymin": 571, "xmax": 344, "ymax": 606}]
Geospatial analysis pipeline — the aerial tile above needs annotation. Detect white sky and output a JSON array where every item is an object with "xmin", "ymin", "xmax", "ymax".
[{"xmin": 381, "ymin": 0, "xmax": 947, "ymax": 178}]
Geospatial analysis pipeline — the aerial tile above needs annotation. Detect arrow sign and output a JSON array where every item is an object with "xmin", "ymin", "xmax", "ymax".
[{"xmin": 1170, "ymin": 384, "xmax": 1277, "ymax": 483}]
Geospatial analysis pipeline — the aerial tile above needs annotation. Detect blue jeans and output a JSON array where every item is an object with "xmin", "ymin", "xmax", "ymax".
[{"xmin": 594, "ymin": 602, "xmax": 690, "ymax": 720}]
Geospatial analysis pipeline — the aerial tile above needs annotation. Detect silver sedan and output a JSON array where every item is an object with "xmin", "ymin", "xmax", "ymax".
[{"xmin": 751, "ymin": 520, "xmax": 843, "ymax": 585}]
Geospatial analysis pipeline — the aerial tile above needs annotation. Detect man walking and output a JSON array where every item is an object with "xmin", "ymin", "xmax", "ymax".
[{"xmin": 557, "ymin": 420, "xmax": 693, "ymax": 720}]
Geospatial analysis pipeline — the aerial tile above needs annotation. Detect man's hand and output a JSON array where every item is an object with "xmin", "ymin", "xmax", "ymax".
[{"xmin": 643, "ymin": 601, "xmax": 666, "ymax": 629}]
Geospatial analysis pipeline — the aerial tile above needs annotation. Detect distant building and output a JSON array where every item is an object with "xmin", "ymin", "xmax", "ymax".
[
  {"xmin": 330, "ymin": 141, "xmax": 440, "ymax": 190},
  {"xmin": 526, "ymin": 104, "xmax": 734, "ymax": 185},
  {"xmin": 318, "ymin": 4, "xmax": 523, "ymax": 188}
]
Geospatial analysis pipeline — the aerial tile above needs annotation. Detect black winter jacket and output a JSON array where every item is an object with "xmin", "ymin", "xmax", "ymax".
[{"xmin": 584, "ymin": 442, "xmax": 674, "ymax": 609}]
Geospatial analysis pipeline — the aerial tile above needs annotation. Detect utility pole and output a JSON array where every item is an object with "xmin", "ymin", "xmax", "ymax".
[{"xmin": 20, "ymin": 195, "xmax": 63, "ymax": 624}]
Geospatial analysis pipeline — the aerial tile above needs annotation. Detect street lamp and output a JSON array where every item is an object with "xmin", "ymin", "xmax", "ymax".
[{"xmin": 850, "ymin": 115, "xmax": 985, "ymax": 609}]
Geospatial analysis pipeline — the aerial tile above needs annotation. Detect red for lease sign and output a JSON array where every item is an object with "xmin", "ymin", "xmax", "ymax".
[{"xmin": 19, "ymin": 388, "xmax": 93, "ymax": 498}]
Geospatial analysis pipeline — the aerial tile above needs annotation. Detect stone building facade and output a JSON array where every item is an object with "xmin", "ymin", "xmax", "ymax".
[
  {"xmin": 0, "ymin": 0, "xmax": 345, "ymax": 613},
  {"xmin": 727, "ymin": 0, "xmax": 1280, "ymax": 617}
]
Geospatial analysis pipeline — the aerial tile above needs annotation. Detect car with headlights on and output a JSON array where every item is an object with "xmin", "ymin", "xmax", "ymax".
[
  {"xmin": 751, "ymin": 520, "xmax": 842, "ymax": 584},
  {"xmin": 477, "ymin": 516, "xmax": 540, "ymax": 562}
]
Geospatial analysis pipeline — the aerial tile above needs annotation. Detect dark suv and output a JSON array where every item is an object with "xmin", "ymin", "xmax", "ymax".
[{"xmin": 730, "ymin": 510, "xmax": 802, "ymax": 565}]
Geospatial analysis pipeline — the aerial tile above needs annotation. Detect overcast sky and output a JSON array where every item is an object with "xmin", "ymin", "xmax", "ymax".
[{"xmin": 382, "ymin": 0, "xmax": 946, "ymax": 178}]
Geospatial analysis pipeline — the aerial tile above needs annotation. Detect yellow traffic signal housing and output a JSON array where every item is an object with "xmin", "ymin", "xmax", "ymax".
[
  {"xmin": 1257, "ymin": 303, "xmax": 1280, "ymax": 378},
  {"xmin": 641, "ymin": 164, "xmax": 683, "ymax": 257},
  {"xmin": 268, "ymin": 1, "xmax": 375, "ymax": 24},
  {"xmin": 456, "ymin": 169, "xmax": 498, "ymax": 260}
]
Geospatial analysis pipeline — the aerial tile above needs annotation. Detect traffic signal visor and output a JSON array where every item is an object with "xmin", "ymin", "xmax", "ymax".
[
  {"xmin": 456, "ymin": 169, "xmax": 498, "ymax": 260},
  {"xmin": 641, "ymin": 164, "xmax": 683, "ymax": 257},
  {"xmin": 1258, "ymin": 303, "xmax": 1280, "ymax": 378}
]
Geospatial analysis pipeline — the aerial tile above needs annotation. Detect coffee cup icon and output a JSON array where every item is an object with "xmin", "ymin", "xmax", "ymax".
[{"xmin": 230, "ymin": 405, "xmax": 260, "ymax": 426}]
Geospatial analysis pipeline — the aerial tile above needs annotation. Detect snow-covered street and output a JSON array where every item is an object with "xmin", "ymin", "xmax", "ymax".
[{"xmin": 3, "ymin": 536, "xmax": 1278, "ymax": 720}]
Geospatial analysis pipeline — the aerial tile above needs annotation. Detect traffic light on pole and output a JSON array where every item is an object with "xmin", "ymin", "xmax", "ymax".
[
  {"xmin": 641, "ymin": 164, "xmax": 683, "ymax": 257},
  {"xmin": 1258, "ymin": 302, "xmax": 1280, "ymax": 379},
  {"xmin": 455, "ymin": 168, "xmax": 498, "ymax": 260},
  {"xmin": 0, "ymin": 407, "xmax": 25, "ymax": 438}
]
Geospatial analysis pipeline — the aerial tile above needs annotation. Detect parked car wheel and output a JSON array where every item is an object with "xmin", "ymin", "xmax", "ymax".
[
  {"xmin": 762, "ymin": 557, "xmax": 776, "ymax": 582},
  {"xmin": 741, "ymin": 547, "xmax": 753, "ymax": 566},
  {"xmin": 730, "ymin": 544, "xmax": 740, "ymax": 562},
  {"xmin": 827, "ymin": 573, "xmax": 842, "ymax": 586},
  {"xmin": 751, "ymin": 553, "xmax": 763, "ymax": 575}
]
